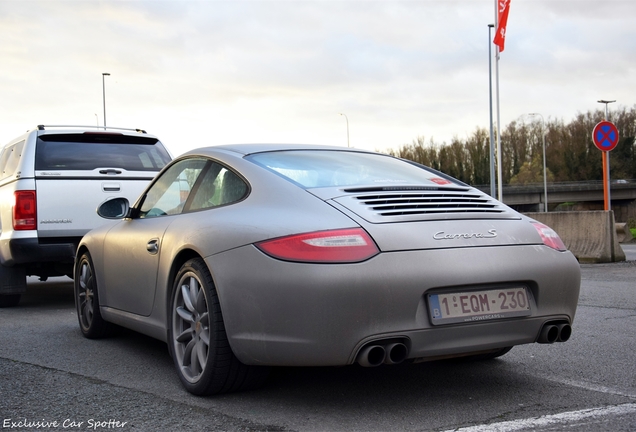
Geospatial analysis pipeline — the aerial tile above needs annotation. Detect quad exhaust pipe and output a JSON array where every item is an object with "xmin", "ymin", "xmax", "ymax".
[
  {"xmin": 537, "ymin": 322, "xmax": 572, "ymax": 343},
  {"xmin": 357, "ymin": 341, "xmax": 409, "ymax": 367},
  {"xmin": 357, "ymin": 322, "xmax": 572, "ymax": 366}
]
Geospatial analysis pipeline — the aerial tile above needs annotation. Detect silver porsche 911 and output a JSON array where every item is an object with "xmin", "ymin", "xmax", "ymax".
[{"xmin": 74, "ymin": 144, "xmax": 580, "ymax": 396}]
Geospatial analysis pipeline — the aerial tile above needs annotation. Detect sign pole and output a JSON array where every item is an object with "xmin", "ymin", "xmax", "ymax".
[
  {"xmin": 596, "ymin": 100, "xmax": 616, "ymax": 211},
  {"xmin": 594, "ymin": 101, "xmax": 618, "ymax": 262},
  {"xmin": 602, "ymin": 151, "xmax": 610, "ymax": 211}
]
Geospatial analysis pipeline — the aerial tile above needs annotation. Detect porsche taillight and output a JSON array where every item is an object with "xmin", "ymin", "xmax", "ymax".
[
  {"xmin": 13, "ymin": 190, "xmax": 37, "ymax": 230},
  {"xmin": 255, "ymin": 228, "xmax": 379, "ymax": 263},
  {"xmin": 531, "ymin": 222, "xmax": 566, "ymax": 251}
]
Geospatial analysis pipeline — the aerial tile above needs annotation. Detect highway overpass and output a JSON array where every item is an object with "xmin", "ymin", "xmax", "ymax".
[{"xmin": 474, "ymin": 180, "xmax": 636, "ymax": 220}]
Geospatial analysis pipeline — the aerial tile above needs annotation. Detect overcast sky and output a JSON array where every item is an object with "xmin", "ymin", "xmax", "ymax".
[{"xmin": 1, "ymin": 0, "xmax": 634, "ymax": 156}]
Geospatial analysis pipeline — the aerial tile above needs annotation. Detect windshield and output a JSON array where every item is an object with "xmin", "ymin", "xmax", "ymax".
[{"xmin": 246, "ymin": 150, "xmax": 459, "ymax": 188}]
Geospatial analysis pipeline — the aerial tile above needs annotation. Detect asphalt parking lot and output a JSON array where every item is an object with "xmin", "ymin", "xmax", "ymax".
[{"xmin": 1, "ymin": 245, "xmax": 635, "ymax": 431}]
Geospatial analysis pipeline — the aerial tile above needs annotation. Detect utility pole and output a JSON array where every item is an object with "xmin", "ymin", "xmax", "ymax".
[{"xmin": 102, "ymin": 73, "xmax": 111, "ymax": 129}]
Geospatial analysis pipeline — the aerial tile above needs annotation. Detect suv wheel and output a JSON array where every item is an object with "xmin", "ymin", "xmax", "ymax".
[{"xmin": 0, "ymin": 294, "xmax": 21, "ymax": 308}]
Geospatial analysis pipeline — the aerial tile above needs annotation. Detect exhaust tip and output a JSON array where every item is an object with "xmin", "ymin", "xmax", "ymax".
[
  {"xmin": 557, "ymin": 324, "xmax": 572, "ymax": 342},
  {"xmin": 538, "ymin": 324, "xmax": 559, "ymax": 344},
  {"xmin": 384, "ymin": 343, "xmax": 408, "ymax": 365},
  {"xmin": 357, "ymin": 345, "xmax": 386, "ymax": 367}
]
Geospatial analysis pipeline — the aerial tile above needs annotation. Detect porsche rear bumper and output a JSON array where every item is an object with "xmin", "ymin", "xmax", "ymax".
[{"xmin": 208, "ymin": 244, "xmax": 580, "ymax": 366}]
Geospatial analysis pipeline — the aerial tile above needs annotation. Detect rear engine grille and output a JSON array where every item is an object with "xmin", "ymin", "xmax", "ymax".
[
  {"xmin": 356, "ymin": 191, "xmax": 502, "ymax": 216},
  {"xmin": 331, "ymin": 187, "xmax": 515, "ymax": 223}
]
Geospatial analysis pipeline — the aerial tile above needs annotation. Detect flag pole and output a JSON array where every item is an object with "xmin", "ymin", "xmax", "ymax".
[
  {"xmin": 488, "ymin": 24, "xmax": 496, "ymax": 199},
  {"xmin": 494, "ymin": 0, "xmax": 503, "ymax": 202}
]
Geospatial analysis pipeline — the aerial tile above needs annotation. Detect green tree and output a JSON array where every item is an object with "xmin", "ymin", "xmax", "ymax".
[
  {"xmin": 388, "ymin": 105, "xmax": 636, "ymax": 185},
  {"xmin": 509, "ymin": 153, "xmax": 554, "ymax": 185}
]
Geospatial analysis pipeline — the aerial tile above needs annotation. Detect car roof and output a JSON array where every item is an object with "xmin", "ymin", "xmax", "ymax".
[
  {"xmin": 183, "ymin": 143, "xmax": 375, "ymax": 157},
  {"xmin": 34, "ymin": 125, "xmax": 158, "ymax": 139}
]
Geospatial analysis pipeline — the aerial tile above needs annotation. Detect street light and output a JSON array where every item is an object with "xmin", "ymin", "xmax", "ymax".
[
  {"xmin": 339, "ymin": 113, "xmax": 349, "ymax": 147},
  {"xmin": 102, "ymin": 73, "xmax": 110, "ymax": 129},
  {"xmin": 597, "ymin": 100, "xmax": 616, "ymax": 120},
  {"xmin": 528, "ymin": 113, "xmax": 548, "ymax": 212}
]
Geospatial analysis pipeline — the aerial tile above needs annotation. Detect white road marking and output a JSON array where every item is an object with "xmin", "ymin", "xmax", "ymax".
[
  {"xmin": 444, "ymin": 403, "xmax": 636, "ymax": 432},
  {"xmin": 538, "ymin": 375, "xmax": 636, "ymax": 399},
  {"xmin": 443, "ymin": 375, "xmax": 636, "ymax": 432}
]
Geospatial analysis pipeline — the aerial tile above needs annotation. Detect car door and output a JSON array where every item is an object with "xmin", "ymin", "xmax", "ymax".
[{"xmin": 101, "ymin": 158, "xmax": 208, "ymax": 316}]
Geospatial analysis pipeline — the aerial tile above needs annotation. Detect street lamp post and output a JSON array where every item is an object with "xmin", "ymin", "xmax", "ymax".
[
  {"xmin": 597, "ymin": 99, "xmax": 615, "ymax": 121},
  {"xmin": 339, "ymin": 113, "xmax": 350, "ymax": 147},
  {"xmin": 102, "ymin": 73, "xmax": 110, "ymax": 129},
  {"xmin": 528, "ymin": 113, "xmax": 548, "ymax": 212},
  {"xmin": 597, "ymin": 100, "xmax": 616, "ymax": 211}
]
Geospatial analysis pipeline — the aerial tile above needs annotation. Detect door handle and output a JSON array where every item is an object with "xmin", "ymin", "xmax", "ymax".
[
  {"xmin": 102, "ymin": 182, "xmax": 121, "ymax": 192},
  {"xmin": 146, "ymin": 239, "xmax": 159, "ymax": 255},
  {"xmin": 99, "ymin": 169, "xmax": 122, "ymax": 175}
]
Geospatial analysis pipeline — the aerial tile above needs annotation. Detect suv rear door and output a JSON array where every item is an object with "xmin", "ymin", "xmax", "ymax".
[{"xmin": 34, "ymin": 131, "xmax": 171, "ymax": 238}]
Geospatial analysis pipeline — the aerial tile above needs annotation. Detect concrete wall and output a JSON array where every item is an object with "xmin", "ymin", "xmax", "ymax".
[
  {"xmin": 552, "ymin": 200, "xmax": 636, "ymax": 224},
  {"xmin": 525, "ymin": 211, "xmax": 625, "ymax": 264},
  {"xmin": 616, "ymin": 223, "xmax": 634, "ymax": 243},
  {"xmin": 613, "ymin": 200, "xmax": 636, "ymax": 224}
]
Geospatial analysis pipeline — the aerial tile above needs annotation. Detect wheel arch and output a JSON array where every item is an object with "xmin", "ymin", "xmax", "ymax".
[
  {"xmin": 76, "ymin": 244, "xmax": 90, "ymax": 259},
  {"xmin": 74, "ymin": 245, "xmax": 90, "ymax": 277},
  {"xmin": 165, "ymin": 249, "xmax": 206, "ymax": 334}
]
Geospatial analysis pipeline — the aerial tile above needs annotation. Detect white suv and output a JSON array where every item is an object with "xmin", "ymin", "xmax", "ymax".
[{"xmin": 0, "ymin": 125, "xmax": 172, "ymax": 307}]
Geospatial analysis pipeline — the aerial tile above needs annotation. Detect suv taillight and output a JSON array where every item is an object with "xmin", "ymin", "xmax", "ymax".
[{"xmin": 13, "ymin": 191, "xmax": 37, "ymax": 230}]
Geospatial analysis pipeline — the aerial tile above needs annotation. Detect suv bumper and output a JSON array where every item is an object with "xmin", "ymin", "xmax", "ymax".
[{"xmin": 0, "ymin": 238, "xmax": 78, "ymax": 266}]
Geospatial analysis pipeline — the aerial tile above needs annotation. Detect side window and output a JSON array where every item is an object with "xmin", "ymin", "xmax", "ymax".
[
  {"xmin": 187, "ymin": 163, "xmax": 248, "ymax": 211},
  {"xmin": 0, "ymin": 141, "xmax": 25, "ymax": 181},
  {"xmin": 138, "ymin": 158, "xmax": 207, "ymax": 218}
]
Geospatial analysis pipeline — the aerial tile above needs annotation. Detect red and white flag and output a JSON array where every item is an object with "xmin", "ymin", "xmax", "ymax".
[{"xmin": 493, "ymin": 0, "xmax": 511, "ymax": 52}]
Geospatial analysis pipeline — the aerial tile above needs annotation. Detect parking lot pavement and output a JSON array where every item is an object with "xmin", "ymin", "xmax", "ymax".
[
  {"xmin": 621, "ymin": 243, "xmax": 636, "ymax": 261},
  {"xmin": 2, "ymin": 262, "xmax": 636, "ymax": 431}
]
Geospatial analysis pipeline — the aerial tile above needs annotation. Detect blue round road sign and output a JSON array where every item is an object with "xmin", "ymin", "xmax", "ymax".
[{"xmin": 593, "ymin": 121, "xmax": 619, "ymax": 151}]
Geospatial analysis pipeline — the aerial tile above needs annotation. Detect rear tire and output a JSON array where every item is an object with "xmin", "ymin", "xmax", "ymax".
[
  {"xmin": 74, "ymin": 252, "xmax": 113, "ymax": 338},
  {"xmin": 0, "ymin": 294, "xmax": 21, "ymax": 308},
  {"xmin": 168, "ymin": 258, "xmax": 269, "ymax": 395}
]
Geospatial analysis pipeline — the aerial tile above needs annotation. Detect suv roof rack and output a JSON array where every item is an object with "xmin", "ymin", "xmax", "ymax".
[{"xmin": 36, "ymin": 125, "xmax": 147, "ymax": 134}]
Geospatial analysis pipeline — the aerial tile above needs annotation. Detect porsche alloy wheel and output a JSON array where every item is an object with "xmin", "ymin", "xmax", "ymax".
[
  {"xmin": 171, "ymin": 263, "xmax": 211, "ymax": 385},
  {"xmin": 169, "ymin": 258, "xmax": 269, "ymax": 395},
  {"xmin": 75, "ymin": 252, "xmax": 111, "ymax": 338}
]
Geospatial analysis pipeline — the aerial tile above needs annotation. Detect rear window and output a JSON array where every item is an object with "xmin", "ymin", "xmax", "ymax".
[
  {"xmin": 35, "ymin": 133, "xmax": 171, "ymax": 171},
  {"xmin": 246, "ymin": 150, "xmax": 459, "ymax": 188},
  {"xmin": 0, "ymin": 140, "xmax": 25, "ymax": 181}
]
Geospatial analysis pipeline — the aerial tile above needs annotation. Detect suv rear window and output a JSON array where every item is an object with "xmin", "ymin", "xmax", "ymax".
[
  {"xmin": 0, "ymin": 140, "xmax": 25, "ymax": 181},
  {"xmin": 35, "ymin": 133, "xmax": 171, "ymax": 171}
]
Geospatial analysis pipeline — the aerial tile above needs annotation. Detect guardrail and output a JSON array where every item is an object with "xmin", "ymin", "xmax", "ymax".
[{"xmin": 473, "ymin": 180, "xmax": 635, "ymax": 193}]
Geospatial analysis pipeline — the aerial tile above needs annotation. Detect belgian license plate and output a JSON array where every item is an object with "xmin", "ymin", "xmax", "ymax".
[{"xmin": 428, "ymin": 287, "xmax": 531, "ymax": 325}]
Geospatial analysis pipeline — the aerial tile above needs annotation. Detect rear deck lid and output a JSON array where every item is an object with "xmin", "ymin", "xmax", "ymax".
[
  {"xmin": 323, "ymin": 186, "xmax": 540, "ymax": 251},
  {"xmin": 244, "ymin": 148, "xmax": 540, "ymax": 252}
]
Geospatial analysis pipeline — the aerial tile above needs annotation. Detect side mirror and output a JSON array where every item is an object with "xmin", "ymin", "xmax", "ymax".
[{"xmin": 97, "ymin": 197, "xmax": 131, "ymax": 219}]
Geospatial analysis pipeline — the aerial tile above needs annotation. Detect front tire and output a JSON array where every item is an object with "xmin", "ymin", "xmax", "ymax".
[
  {"xmin": 168, "ymin": 258, "xmax": 269, "ymax": 395},
  {"xmin": 74, "ymin": 252, "xmax": 112, "ymax": 338}
]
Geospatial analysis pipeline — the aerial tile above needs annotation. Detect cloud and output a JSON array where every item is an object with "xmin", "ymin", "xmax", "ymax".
[{"xmin": 0, "ymin": 0, "xmax": 635, "ymax": 155}]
